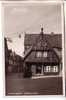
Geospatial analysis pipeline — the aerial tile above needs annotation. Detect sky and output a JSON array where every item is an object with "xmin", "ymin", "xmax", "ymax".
[{"xmin": 2, "ymin": 2, "xmax": 62, "ymax": 57}]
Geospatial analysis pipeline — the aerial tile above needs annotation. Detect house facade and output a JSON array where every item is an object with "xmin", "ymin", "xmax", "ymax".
[
  {"xmin": 4, "ymin": 38, "xmax": 23, "ymax": 74},
  {"xmin": 23, "ymin": 28, "xmax": 62, "ymax": 77},
  {"xmin": 8, "ymin": 51, "xmax": 23, "ymax": 73}
]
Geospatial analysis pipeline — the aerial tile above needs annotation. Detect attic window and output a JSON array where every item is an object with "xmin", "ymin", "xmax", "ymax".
[
  {"xmin": 43, "ymin": 52, "xmax": 47, "ymax": 57},
  {"xmin": 36, "ymin": 52, "xmax": 42, "ymax": 57}
]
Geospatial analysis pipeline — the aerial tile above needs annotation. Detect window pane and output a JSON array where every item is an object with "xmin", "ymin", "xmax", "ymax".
[
  {"xmin": 43, "ymin": 52, "xmax": 47, "ymax": 57},
  {"xmin": 37, "ymin": 52, "xmax": 42, "ymax": 57},
  {"xmin": 53, "ymin": 66, "xmax": 58, "ymax": 72},
  {"xmin": 36, "ymin": 66, "xmax": 42, "ymax": 74},
  {"xmin": 45, "ymin": 66, "xmax": 51, "ymax": 72}
]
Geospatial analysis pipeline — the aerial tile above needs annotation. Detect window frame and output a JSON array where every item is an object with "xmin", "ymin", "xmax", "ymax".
[
  {"xmin": 36, "ymin": 51, "xmax": 48, "ymax": 58},
  {"xmin": 36, "ymin": 51, "xmax": 42, "ymax": 57},
  {"xmin": 53, "ymin": 66, "xmax": 58, "ymax": 72},
  {"xmin": 43, "ymin": 51, "xmax": 47, "ymax": 57}
]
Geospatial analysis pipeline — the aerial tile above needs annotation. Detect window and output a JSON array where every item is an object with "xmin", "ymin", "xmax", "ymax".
[
  {"xmin": 9, "ymin": 60, "xmax": 13, "ymax": 64},
  {"xmin": 43, "ymin": 52, "xmax": 47, "ymax": 57},
  {"xmin": 36, "ymin": 51, "xmax": 47, "ymax": 58},
  {"xmin": 36, "ymin": 52, "xmax": 42, "ymax": 57},
  {"xmin": 45, "ymin": 66, "xmax": 51, "ymax": 72},
  {"xmin": 53, "ymin": 66, "xmax": 58, "ymax": 72}
]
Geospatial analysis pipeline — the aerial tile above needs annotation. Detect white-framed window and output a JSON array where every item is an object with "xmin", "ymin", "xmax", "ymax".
[
  {"xmin": 45, "ymin": 66, "xmax": 51, "ymax": 72},
  {"xmin": 36, "ymin": 52, "xmax": 42, "ymax": 57},
  {"xmin": 53, "ymin": 66, "xmax": 58, "ymax": 72},
  {"xmin": 43, "ymin": 52, "xmax": 47, "ymax": 57}
]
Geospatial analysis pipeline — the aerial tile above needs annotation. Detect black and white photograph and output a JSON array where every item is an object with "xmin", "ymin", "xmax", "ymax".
[{"xmin": 2, "ymin": 2, "xmax": 64, "ymax": 96}]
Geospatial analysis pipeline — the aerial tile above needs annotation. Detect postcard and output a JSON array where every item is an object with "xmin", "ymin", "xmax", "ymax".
[{"xmin": 2, "ymin": 1, "xmax": 64, "ymax": 96}]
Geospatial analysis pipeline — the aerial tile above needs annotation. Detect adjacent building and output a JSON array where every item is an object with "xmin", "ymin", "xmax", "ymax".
[
  {"xmin": 8, "ymin": 51, "xmax": 23, "ymax": 73},
  {"xmin": 4, "ymin": 38, "xmax": 23, "ymax": 73}
]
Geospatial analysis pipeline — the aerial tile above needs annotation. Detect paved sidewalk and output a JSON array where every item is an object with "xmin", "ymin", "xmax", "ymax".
[{"xmin": 32, "ymin": 75, "xmax": 62, "ymax": 79}]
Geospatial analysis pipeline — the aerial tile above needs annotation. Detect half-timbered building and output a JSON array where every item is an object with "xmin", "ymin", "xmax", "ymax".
[{"xmin": 23, "ymin": 28, "xmax": 62, "ymax": 77}]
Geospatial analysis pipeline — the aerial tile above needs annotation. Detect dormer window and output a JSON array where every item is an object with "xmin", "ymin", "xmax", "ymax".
[
  {"xmin": 45, "ymin": 66, "xmax": 51, "ymax": 72},
  {"xmin": 36, "ymin": 51, "xmax": 47, "ymax": 58},
  {"xmin": 37, "ymin": 52, "xmax": 42, "ymax": 57},
  {"xmin": 53, "ymin": 66, "xmax": 58, "ymax": 72},
  {"xmin": 43, "ymin": 52, "xmax": 47, "ymax": 57}
]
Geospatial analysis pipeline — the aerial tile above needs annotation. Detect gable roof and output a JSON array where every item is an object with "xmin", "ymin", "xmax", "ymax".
[
  {"xmin": 24, "ymin": 33, "xmax": 62, "ymax": 62},
  {"xmin": 24, "ymin": 33, "xmax": 62, "ymax": 49}
]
